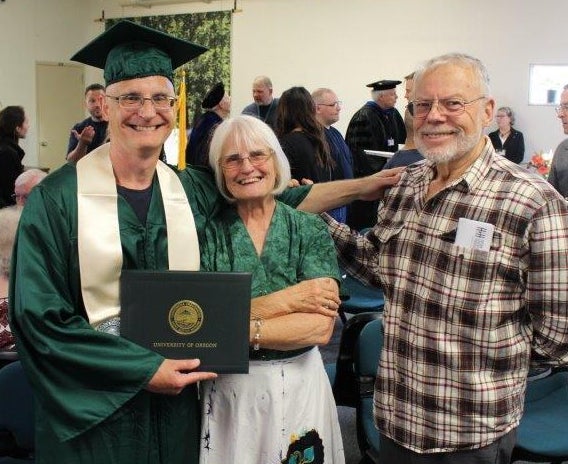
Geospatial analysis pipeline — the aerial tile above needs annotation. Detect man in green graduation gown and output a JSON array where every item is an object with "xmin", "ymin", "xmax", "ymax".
[{"xmin": 9, "ymin": 21, "xmax": 400, "ymax": 464}]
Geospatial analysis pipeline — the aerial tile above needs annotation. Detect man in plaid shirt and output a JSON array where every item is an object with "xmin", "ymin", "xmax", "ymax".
[{"xmin": 326, "ymin": 53, "xmax": 568, "ymax": 463}]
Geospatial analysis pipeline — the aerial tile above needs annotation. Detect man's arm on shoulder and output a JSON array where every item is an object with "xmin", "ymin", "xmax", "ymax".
[{"xmin": 297, "ymin": 168, "xmax": 402, "ymax": 213}]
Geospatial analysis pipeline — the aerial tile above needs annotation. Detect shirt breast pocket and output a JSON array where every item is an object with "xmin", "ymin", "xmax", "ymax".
[
  {"xmin": 375, "ymin": 221, "xmax": 405, "ymax": 245},
  {"xmin": 442, "ymin": 230, "xmax": 504, "ymax": 332}
]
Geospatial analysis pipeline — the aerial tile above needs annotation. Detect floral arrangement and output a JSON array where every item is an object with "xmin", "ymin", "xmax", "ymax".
[{"xmin": 527, "ymin": 150, "xmax": 552, "ymax": 178}]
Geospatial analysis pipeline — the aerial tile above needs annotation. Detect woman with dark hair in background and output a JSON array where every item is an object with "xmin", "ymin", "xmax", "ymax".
[
  {"xmin": 275, "ymin": 86, "xmax": 336, "ymax": 184},
  {"xmin": 276, "ymin": 86, "xmax": 347, "ymax": 220},
  {"xmin": 488, "ymin": 106, "xmax": 525, "ymax": 164},
  {"xmin": 0, "ymin": 106, "xmax": 28, "ymax": 207}
]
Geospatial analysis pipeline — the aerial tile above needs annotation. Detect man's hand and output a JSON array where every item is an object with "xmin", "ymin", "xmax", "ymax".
[
  {"xmin": 357, "ymin": 167, "xmax": 403, "ymax": 201},
  {"xmin": 287, "ymin": 178, "xmax": 314, "ymax": 188},
  {"xmin": 146, "ymin": 359, "xmax": 217, "ymax": 395},
  {"xmin": 72, "ymin": 125, "xmax": 95, "ymax": 145},
  {"xmin": 297, "ymin": 167, "xmax": 403, "ymax": 213}
]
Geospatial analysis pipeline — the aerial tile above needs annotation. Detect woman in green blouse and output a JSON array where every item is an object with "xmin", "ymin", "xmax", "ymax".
[{"xmin": 199, "ymin": 115, "xmax": 345, "ymax": 464}]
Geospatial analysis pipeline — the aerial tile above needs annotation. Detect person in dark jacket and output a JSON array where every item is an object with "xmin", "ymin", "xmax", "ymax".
[
  {"xmin": 0, "ymin": 105, "xmax": 28, "ymax": 207},
  {"xmin": 241, "ymin": 76, "xmax": 279, "ymax": 130},
  {"xmin": 185, "ymin": 81, "xmax": 230, "ymax": 167},
  {"xmin": 488, "ymin": 106, "xmax": 525, "ymax": 164},
  {"xmin": 312, "ymin": 87, "xmax": 353, "ymax": 223},
  {"xmin": 66, "ymin": 83, "xmax": 108, "ymax": 163},
  {"xmin": 345, "ymin": 79, "xmax": 406, "ymax": 230}
]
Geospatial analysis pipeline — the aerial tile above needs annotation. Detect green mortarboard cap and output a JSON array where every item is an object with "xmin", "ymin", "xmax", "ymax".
[{"xmin": 70, "ymin": 20, "xmax": 208, "ymax": 85}]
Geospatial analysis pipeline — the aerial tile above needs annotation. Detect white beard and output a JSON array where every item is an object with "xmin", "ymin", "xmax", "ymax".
[{"xmin": 415, "ymin": 126, "xmax": 482, "ymax": 164}]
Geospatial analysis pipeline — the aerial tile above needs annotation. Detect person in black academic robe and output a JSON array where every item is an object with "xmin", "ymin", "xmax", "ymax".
[{"xmin": 345, "ymin": 80, "xmax": 406, "ymax": 230}]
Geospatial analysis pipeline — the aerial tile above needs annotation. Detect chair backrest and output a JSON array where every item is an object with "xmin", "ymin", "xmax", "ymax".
[
  {"xmin": 330, "ymin": 312, "xmax": 382, "ymax": 407},
  {"xmin": 0, "ymin": 352, "xmax": 19, "ymax": 371},
  {"xmin": 0, "ymin": 361, "xmax": 35, "ymax": 458},
  {"xmin": 339, "ymin": 272, "xmax": 384, "ymax": 315},
  {"xmin": 356, "ymin": 319, "xmax": 383, "ymax": 374},
  {"xmin": 353, "ymin": 317, "xmax": 384, "ymax": 461},
  {"xmin": 512, "ymin": 370, "xmax": 568, "ymax": 463}
]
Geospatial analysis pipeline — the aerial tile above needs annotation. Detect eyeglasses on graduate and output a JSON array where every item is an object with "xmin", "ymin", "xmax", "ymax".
[{"xmin": 106, "ymin": 94, "xmax": 177, "ymax": 110}]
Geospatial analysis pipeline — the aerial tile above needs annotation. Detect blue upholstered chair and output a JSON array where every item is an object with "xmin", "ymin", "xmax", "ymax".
[
  {"xmin": 0, "ymin": 361, "xmax": 35, "ymax": 463},
  {"xmin": 353, "ymin": 317, "xmax": 383, "ymax": 463},
  {"xmin": 338, "ymin": 270, "xmax": 384, "ymax": 324},
  {"xmin": 511, "ymin": 370, "xmax": 568, "ymax": 463},
  {"xmin": 0, "ymin": 352, "xmax": 18, "ymax": 370},
  {"xmin": 325, "ymin": 312, "xmax": 382, "ymax": 409}
]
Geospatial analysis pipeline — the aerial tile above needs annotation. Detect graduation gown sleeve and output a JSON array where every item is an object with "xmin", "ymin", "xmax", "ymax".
[{"xmin": 9, "ymin": 164, "xmax": 165, "ymax": 442}]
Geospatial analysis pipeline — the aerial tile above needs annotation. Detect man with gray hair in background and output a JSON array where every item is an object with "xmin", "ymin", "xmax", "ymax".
[
  {"xmin": 325, "ymin": 53, "xmax": 568, "ymax": 463},
  {"xmin": 548, "ymin": 83, "xmax": 568, "ymax": 198},
  {"xmin": 241, "ymin": 75, "xmax": 279, "ymax": 130},
  {"xmin": 312, "ymin": 87, "xmax": 353, "ymax": 223}
]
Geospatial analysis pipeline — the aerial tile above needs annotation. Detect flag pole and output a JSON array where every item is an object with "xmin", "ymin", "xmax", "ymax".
[{"xmin": 177, "ymin": 71, "xmax": 187, "ymax": 170}]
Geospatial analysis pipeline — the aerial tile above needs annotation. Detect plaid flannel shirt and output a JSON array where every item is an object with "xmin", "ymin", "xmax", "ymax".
[{"xmin": 326, "ymin": 139, "xmax": 568, "ymax": 453}]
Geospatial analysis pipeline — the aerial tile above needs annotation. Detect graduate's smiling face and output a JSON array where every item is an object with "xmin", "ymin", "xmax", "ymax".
[{"xmin": 106, "ymin": 75, "xmax": 176, "ymax": 156}]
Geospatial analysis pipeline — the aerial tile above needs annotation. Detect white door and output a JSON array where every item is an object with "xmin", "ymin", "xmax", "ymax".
[{"xmin": 36, "ymin": 62, "xmax": 85, "ymax": 172}]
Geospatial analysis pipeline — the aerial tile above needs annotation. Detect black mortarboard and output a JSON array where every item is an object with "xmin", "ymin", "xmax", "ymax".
[
  {"xmin": 366, "ymin": 80, "xmax": 402, "ymax": 91},
  {"xmin": 201, "ymin": 82, "xmax": 225, "ymax": 109},
  {"xmin": 70, "ymin": 20, "xmax": 208, "ymax": 85}
]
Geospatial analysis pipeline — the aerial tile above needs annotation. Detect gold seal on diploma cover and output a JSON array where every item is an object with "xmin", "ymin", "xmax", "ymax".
[{"xmin": 168, "ymin": 300, "xmax": 204, "ymax": 335}]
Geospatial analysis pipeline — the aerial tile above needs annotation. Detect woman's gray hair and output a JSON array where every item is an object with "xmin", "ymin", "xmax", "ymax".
[
  {"xmin": 413, "ymin": 52, "xmax": 491, "ymax": 96},
  {"xmin": 208, "ymin": 115, "xmax": 292, "ymax": 203},
  {"xmin": 0, "ymin": 206, "xmax": 22, "ymax": 278},
  {"xmin": 497, "ymin": 106, "xmax": 515, "ymax": 125}
]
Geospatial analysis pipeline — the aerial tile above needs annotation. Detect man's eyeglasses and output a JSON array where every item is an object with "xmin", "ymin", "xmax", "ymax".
[
  {"xmin": 106, "ymin": 94, "xmax": 177, "ymax": 110},
  {"xmin": 221, "ymin": 149, "xmax": 274, "ymax": 170},
  {"xmin": 317, "ymin": 101, "xmax": 342, "ymax": 108},
  {"xmin": 407, "ymin": 96, "xmax": 486, "ymax": 119},
  {"xmin": 555, "ymin": 104, "xmax": 568, "ymax": 115}
]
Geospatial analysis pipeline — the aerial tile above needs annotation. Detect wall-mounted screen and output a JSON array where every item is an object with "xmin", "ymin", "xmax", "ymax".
[{"xmin": 529, "ymin": 64, "xmax": 568, "ymax": 105}]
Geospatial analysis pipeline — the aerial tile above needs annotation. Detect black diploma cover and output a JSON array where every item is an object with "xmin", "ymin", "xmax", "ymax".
[{"xmin": 120, "ymin": 270, "xmax": 252, "ymax": 373}]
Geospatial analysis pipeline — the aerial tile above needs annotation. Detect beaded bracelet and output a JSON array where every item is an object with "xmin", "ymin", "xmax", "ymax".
[{"xmin": 253, "ymin": 318, "xmax": 263, "ymax": 351}]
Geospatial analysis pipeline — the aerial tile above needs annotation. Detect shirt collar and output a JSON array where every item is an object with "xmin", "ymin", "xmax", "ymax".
[{"xmin": 403, "ymin": 136, "xmax": 496, "ymax": 195}]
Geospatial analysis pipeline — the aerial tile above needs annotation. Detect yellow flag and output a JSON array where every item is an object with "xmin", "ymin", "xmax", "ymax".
[{"xmin": 177, "ymin": 71, "xmax": 187, "ymax": 170}]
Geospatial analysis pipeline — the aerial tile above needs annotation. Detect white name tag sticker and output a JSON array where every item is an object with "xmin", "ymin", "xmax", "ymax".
[{"xmin": 454, "ymin": 217, "xmax": 494, "ymax": 252}]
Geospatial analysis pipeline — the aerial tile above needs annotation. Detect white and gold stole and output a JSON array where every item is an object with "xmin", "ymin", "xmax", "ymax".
[{"xmin": 76, "ymin": 144, "xmax": 199, "ymax": 331}]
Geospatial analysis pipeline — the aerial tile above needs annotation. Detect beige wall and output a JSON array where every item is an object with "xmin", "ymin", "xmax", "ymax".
[
  {"xmin": 2, "ymin": 0, "xmax": 567, "ymax": 165},
  {"xmin": 0, "ymin": 0, "xmax": 100, "ymax": 165}
]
